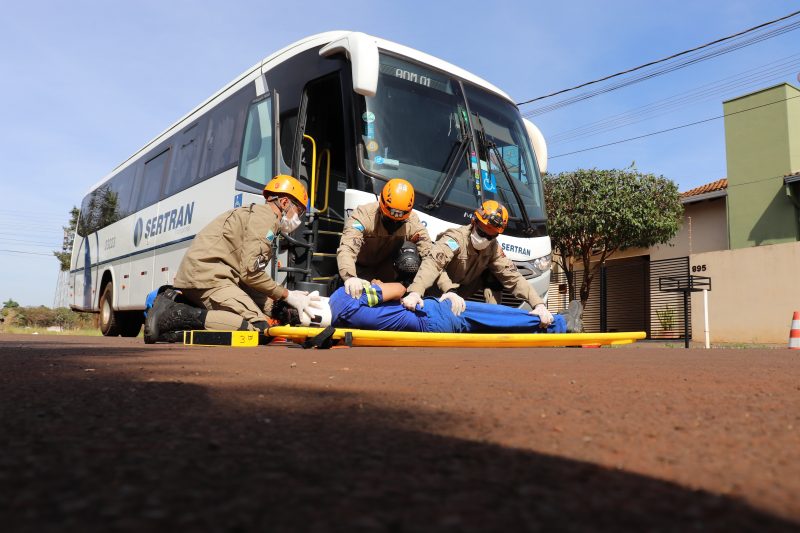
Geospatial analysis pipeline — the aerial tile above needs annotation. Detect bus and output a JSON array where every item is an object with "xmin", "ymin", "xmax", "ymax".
[{"xmin": 69, "ymin": 31, "xmax": 552, "ymax": 336}]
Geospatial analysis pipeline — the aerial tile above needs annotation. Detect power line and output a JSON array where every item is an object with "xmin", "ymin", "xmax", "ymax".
[
  {"xmin": 522, "ymin": 20, "xmax": 800, "ymax": 116},
  {"xmin": 547, "ymin": 54, "xmax": 800, "ymax": 145},
  {"xmin": 0, "ymin": 238, "xmax": 62, "ymax": 247},
  {"xmin": 549, "ymin": 93, "xmax": 800, "ymax": 159},
  {"xmin": 0, "ymin": 231, "xmax": 66, "ymax": 238},
  {"xmin": 0, "ymin": 249, "xmax": 54, "ymax": 256},
  {"xmin": 517, "ymin": 9, "xmax": 800, "ymax": 107}
]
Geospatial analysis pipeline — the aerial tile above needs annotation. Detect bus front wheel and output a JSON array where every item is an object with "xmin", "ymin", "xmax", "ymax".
[{"xmin": 99, "ymin": 284, "xmax": 121, "ymax": 336}]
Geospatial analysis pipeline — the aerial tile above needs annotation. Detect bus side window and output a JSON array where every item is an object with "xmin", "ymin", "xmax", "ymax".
[
  {"xmin": 132, "ymin": 148, "xmax": 170, "ymax": 212},
  {"xmin": 77, "ymin": 191, "xmax": 95, "ymax": 237},
  {"xmin": 164, "ymin": 120, "xmax": 207, "ymax": 197},
  {"xmin": 110, "ymin": 165, "xmax": 137, "ymax": 218},
  {"xmin": 199, "ymin": 84, "xmax": 255, "ymax": 180},
  {"xmin": 238, "ymin": 97, "xmax": 273, "ymax": 189}
]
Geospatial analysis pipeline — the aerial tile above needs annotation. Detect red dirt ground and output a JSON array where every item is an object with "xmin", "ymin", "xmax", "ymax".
[{"xmin": 1, "ymin": 334, "xmax": 798, "ymax": 532}]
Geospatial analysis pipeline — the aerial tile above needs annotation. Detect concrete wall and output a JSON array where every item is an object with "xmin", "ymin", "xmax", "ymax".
[
  {"xmin": 651, "ymin": 197, "xmax": 728, "ymax": 259},
  {"xmin": 723, "ymin": 84, "xmax": 800, "ymax": 248},
  {"xmin": 690, "ymin": 241, "xmax": 800, "ymax": 343}
]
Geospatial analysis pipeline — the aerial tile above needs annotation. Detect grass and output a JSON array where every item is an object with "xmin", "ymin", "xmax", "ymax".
[{"xmin": 1, "ymin": 326, "xmax": 104, "ymax": 336}]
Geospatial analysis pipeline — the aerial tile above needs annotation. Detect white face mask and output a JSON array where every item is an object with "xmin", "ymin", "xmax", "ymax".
[
  {"xmin": 279, "ymin": 203, "xmax": 303, "ymax": 234},
  {"xmin": 470, "ymin": 230, "xmax": 492, "ymax": 250},
  {"xmin": 280, "ymin": 212, "xmax": 302, "ymax": 234}
]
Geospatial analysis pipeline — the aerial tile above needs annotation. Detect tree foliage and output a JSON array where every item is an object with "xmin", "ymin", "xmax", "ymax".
[
  {"xmin": 1, "ymin": 305, "xmax": 95, "ymax": 329},
  {"xmin": 544, "ymin": 168, "xmax": 683, "ymax": 310},
  {"xmin": 53, "ymin": 206, "xmax": 80, "ymax": 271}
]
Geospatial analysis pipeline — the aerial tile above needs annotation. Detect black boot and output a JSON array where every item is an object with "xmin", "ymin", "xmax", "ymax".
[
  {"xmin": 158, "ymin": 330, "xmax": 185, "ymax": 344},
  {"xmin": 144, "ymin": 293, "xmax": 207, "ymax": 344}
]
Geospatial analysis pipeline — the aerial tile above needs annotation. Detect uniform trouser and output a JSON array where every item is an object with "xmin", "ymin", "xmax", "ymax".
[
  {"xmin": 451, "ymin": 278, "xmax": 503, "ymax": 305},
  {"xmin": 423, "ymin": 298, "xmax": 566, "ymax": 334},
  {"xmin": 180, "ymin": 285, "xmax": 274, "ymax": 331},
  {"xmin": 355, "ymin": 261, "xmax": 401, "ymax": 283}
]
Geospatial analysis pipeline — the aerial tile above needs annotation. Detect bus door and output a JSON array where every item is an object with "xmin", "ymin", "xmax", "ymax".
[
  {"xmin": 292, "ymin": 73, "xmax": 351, "ymax": 290},
  {"xmin": 238, "ymin": 89, "xmax": 288, "ymax": 286}
]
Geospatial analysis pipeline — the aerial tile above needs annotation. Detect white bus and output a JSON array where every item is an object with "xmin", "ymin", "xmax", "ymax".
[{"xmin": 69, "ymin": 31, "xmax": 552, "ymax": 336}]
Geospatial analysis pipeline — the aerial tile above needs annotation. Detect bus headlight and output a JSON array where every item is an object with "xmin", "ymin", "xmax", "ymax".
[
  {"xmin": 512, "ymin": 254, "xmax": 552, "ymax": 279},
  {"xmin": 532, "ymin": 254, "xmax": 551, "ymax": 273}
]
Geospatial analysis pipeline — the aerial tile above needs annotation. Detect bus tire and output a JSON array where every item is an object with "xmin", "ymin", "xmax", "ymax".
[
  {"xmin": 99, "ymin": 284, "xmax": 121, "ymax": 336},
  {"xmin": 118, "ymin": 311, "xmax": 144, "ymax": 337}
]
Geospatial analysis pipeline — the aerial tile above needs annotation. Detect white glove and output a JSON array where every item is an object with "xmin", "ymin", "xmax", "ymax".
[
  {"xmin": 401, "ymin": 292, "xmax": 424, "ymax": 311},
  {"xmin": 529, "ymin": 303, "xmax": 554, "ymax": 327},
  {"xmin": 285, "ymin": 290, "xmax": 322, "ymax": 323},
  {"xmin": 439, "ymin": 292, "xmax": 466, "ymax": 316},
  {"xmin": 344, "ymin": 277, "xmax": 366, "ymax": 299}
]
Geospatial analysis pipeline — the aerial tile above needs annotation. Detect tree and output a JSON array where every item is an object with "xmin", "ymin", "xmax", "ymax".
[
  {"xmin": 53, "ymin": 207, "xmax": 80, "ymax": 271},
  {"xmin": 3, "ymin": 298, "xmax": 19, "ymax": 309},
  {"xmin": 544, "ymin": 168, "xmax": 683, "ymax": 314}
]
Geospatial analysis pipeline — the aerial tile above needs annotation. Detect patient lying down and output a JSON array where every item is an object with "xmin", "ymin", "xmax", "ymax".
[{"xmin": 273, "ymin": 281, "xmax": 582, "ymax": 334}]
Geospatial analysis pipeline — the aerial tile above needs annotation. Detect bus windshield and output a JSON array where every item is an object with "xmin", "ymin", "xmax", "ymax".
[{"xmin": 360, "ymin": 53, "xmax": 546, "ymax": 231}]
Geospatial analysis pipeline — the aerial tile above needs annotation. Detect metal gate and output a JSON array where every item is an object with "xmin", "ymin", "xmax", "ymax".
[{"xmin": 549, "ymin": 256, "xmax": 690, "ymax": 339}]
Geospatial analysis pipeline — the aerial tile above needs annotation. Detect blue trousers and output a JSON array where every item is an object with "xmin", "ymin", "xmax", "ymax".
[{"xmin": 424, "ymin": 298, "xmax": 566, "ymax": 333}]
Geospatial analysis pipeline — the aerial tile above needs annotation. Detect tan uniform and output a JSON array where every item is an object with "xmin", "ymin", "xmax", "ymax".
[
  {"xmin": 407, "ymin": 225, "xmax": 544, "ymax": 308},
  {"xmin": 337, "ymin": 202, "xmax": 433, "ymax": 282},
  {"xmin": 173, "ymin": 203, "xmax": 285, "ymax": 328}
]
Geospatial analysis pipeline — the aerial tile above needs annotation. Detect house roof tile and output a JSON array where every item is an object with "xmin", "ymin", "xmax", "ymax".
[{"xmin": 681, "ymin": 178, "xmax": 728, "ymax": 198}]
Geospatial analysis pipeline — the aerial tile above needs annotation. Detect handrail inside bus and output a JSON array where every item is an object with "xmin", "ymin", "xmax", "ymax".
[
  {"xmin": 315, "ymin": 148, "xmax": 332, "ymax": 215},
  {"xmin": 302, "ymin": 134, "xmax": 317, "ymax": 213}
]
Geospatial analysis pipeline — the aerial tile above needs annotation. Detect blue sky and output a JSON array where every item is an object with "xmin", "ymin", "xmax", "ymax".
[{"xmin": 1, "ymin": 0, "xmax": 798, "ymax": 306}]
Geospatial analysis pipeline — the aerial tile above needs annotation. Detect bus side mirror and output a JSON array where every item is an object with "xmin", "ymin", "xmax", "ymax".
[
  {"xmin": 523, "ymin": 118, "xmax": 548, "ymax": 174},
  {"xmin": 320, "ymin": 32, "xmax": 379, "ymax": 97}
]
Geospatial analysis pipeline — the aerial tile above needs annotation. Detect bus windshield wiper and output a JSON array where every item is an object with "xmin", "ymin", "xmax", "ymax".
[
  {"xmin": 472, "ymin": 113, "xmax": 534, "ymax": 235},
  {"xmin": 426, "ymin": 110, "xmax": 472, "ymax": 210}
]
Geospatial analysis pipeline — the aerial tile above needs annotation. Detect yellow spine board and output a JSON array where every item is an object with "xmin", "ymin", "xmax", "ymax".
[{"xmin": 267, "ymin": 326, "xmax": 646, "ymax": 348}]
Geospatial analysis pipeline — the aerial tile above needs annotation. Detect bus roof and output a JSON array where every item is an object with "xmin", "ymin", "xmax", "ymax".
[{"xmin": 88, "ymin": 31, "xmax": 514, "ymax": 194}]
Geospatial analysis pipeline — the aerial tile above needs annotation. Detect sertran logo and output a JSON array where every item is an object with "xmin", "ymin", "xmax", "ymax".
[
  {"xmin": 133, "ymin": 218, "xmax": 143, "ymax": 247},
  {"xmin": 501, "ymin": 242, "xmax": 531, "ymax": 257},
  {"xmin": 132, "ymin": 202, "xmax": 194, "ymax": 247}
]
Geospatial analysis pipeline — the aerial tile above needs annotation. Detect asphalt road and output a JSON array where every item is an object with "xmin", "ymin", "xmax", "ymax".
[{"xmin": 1, "ymin": 334, "xmax": 798, "ymax": 532}]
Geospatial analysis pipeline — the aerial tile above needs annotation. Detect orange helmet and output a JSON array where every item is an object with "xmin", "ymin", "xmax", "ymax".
[
  {"xmin": 473, "ymin": 200, "xmax": 508, "ymax": 235},
  {"xmin": 263, "ymin": 175, "xmax": 308, "ymax": 211},
  {"xmin": 379, "ymin": 179, "xmax": 414, "ymax": 221}
]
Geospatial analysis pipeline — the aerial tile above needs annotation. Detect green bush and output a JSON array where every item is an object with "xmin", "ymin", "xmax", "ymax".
[{"xmin": 4, "ymin": 306, "xmax": 95, "ymax": 329}]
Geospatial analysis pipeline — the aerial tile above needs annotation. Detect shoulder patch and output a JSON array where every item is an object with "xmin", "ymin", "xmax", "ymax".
[
  {"xmin": 265, "ymin": 230, "xmax": 275, "ymax": 243},
  {"xmin": 446, "ymin": 238, "xmax": 459, "ymax": 251},
  {"xmin": 352, "ymin": 221, "xmax": 365, "ymax": 232}
]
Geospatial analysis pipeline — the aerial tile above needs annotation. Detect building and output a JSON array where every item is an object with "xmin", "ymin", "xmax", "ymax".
[
  {"xmin": 724, "ymin": 83, "xmax": 800, "ymax": 248},
  {"xmin": 549, "ymin": 82, "xmax": 800, "ymax": 343}
]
